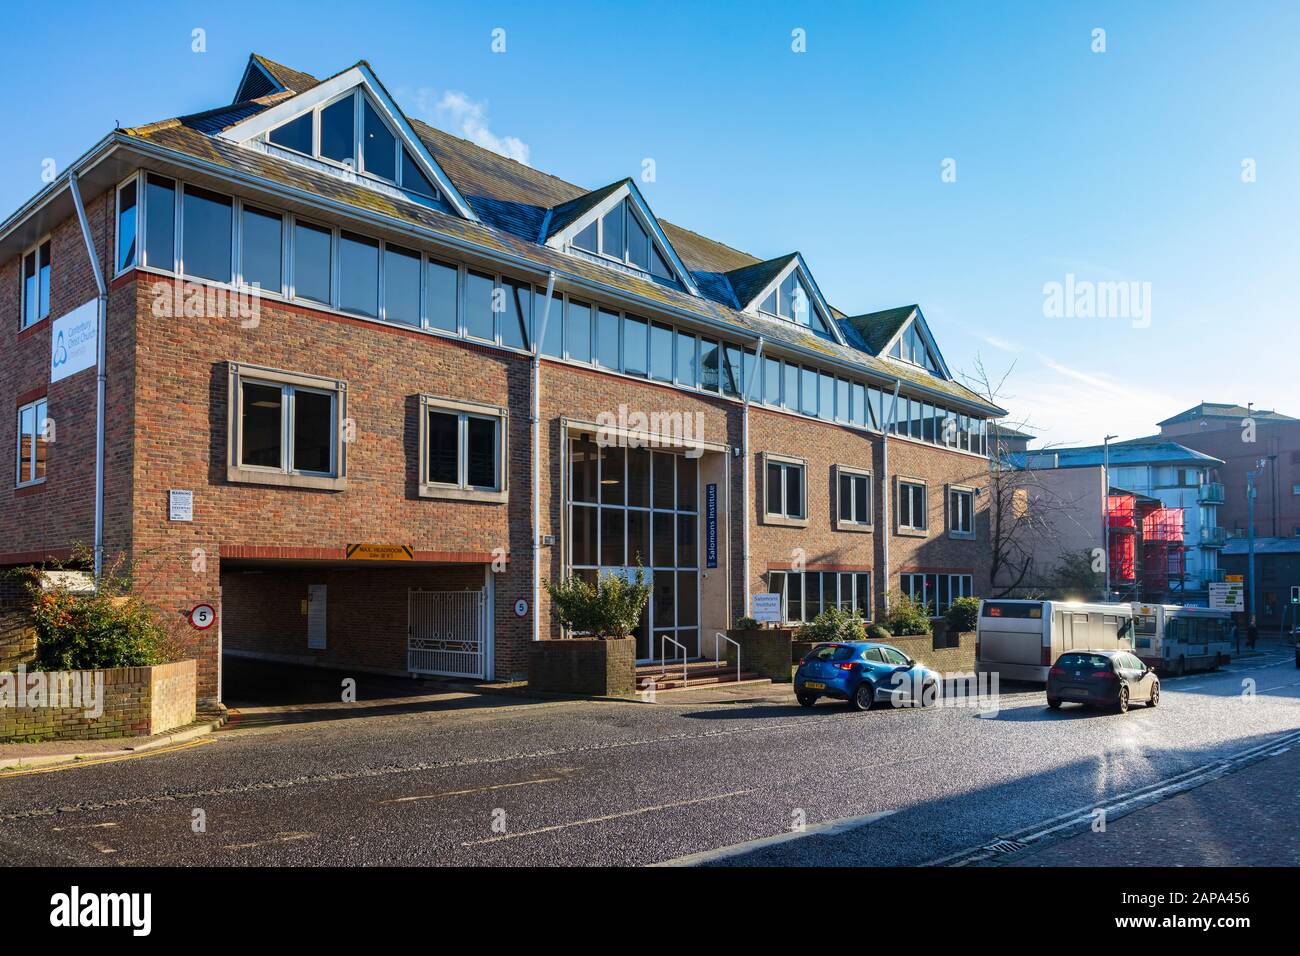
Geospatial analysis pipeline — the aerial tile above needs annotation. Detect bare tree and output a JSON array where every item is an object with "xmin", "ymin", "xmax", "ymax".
[{"xmin": 961, "ymin": 355, "xmax": 1097, "ymax": 598}]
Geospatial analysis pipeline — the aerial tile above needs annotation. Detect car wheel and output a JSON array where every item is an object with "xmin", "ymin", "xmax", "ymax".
[
  {"xmin": 1047, "ymin": 697, "xmax": 1061, "ymax": 710},
  {"xmin": 919, "ymin": 680, "xmax": 938, "ymax": 707},
  {"xmin": 1148, "ymin": 682, "xmax": 1159, "ymax": 707},
  {"xmin": 1116, "ymin": 685, "xmax": 1130, "ymax": 713},
  {"xmin": 796, "ymin": 692, "xmax": 817, "ymax": 708},
  {"xmin": 850, "ymin": 682, "xmax": 876, "ymax": 712}
]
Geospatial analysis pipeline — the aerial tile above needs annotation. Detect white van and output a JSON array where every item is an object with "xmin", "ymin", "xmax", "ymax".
[
  {"xmin": 975, "ymin": 599, "xmax": 1136, "ymax": 682},
  {"xmin": 1132, "ymin": 604, "xmax": 1234, "ymax": 675}
]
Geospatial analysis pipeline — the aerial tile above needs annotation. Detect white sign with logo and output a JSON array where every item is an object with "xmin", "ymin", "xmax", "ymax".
[
  {"xmin": 751, "ymin": 592, "xmax": 783, "ymax": 623},
  {"xmin": 1208, "ymin": 582, "xmax": 1244, "ymax": 612},
  {"xmin": 49, "ymin": 298, "xmax": 98, "ymax": 383},
  {"xmin": 169, "ymin": 489, "xmax": 194, "ymax": 522}
]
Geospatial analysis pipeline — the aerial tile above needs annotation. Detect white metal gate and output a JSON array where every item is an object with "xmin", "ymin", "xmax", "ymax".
[{"xmin": 408, "ymin": 589, "xmax": 486, "ymax": 678}]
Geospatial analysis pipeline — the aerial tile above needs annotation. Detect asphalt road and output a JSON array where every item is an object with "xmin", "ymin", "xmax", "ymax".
[{"xmin": 1, "ymin": 647, "xmax": 1297, "ymax": 866}]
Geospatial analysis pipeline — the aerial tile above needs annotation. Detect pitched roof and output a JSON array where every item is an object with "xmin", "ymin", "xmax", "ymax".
[
  {"xmin": 251, "ymin": 54, "xmax": 320, "ymax": 95},
  {"xmin": 839, "ymin": 306, "xmax": 917, "ymax": 355},
  {"xmin": 1157, "ymin": 402, "xmax": 1296, "ymax": 427},
  {"xmin": 724, "ymin": 254, "xmax": 798, "ymax": 310},
  {"xmin": 118, "ymin": 56, "xmax": 1003, "ymax": 415},
  {"xmin": 542, "ymin": 178, "xmax": 629, "ymax": 240}
]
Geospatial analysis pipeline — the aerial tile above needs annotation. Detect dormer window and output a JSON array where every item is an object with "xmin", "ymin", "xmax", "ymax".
[
  {"xmin": 265, "ymin": 90, "xmax": 438, "ymax": 200},
  {"xmin": 756, "ymin": 269, "xmax": 835, "ymax": 341},
  {"xmin": 890, "ymin": 323, "xmax": 939, "ymax": 373},
  {"xmin": 571, "ymin": 197, "xmax": 674, "ymax": 280}
]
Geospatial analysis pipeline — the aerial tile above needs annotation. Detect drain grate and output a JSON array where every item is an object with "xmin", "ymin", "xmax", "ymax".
[{"xmin": 983, "ymin": 839, "xmax": 1029, "ymax": 855}]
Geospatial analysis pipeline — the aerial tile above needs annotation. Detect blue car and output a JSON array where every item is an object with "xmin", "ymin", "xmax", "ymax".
[{"xmin": 794, "ymin": 641, "xmax": 941, "ymax": 711}]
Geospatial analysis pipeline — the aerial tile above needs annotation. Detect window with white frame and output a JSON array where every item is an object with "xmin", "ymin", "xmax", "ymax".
[
  {"xmin": 418, "ymin": 395, "xmax": 508, "ymax": 501},
  {"xmin": 897, "ymin": 479, "xmax": 927, "ymax": 532},
  {"xmin": 836, "ymin": 467, "xmax": 872, "ymax": 530},
  {"xmin": 227, "ymin": 364, "xmax": 346, "ymax": 490},
  {"xmin": 265, "ymin": 89, "xmax": 439, "ymax": 199},
  {"xmin": 16, "ymin": 398, "xmax": 48, "ymax": 486},
  {"xmin": 948, "ymin": 486, "xmax": 975, "ymax": 537},
  {"xmin": 764, "ymin": 455, "xmax": 806, "ymax": 524},
  {"xmin": 20, "ymin": 239, "xmax": 52, "ymax": 328},
  {"xmin": 117, "ymin": 179, "xmax": 137, "ymax": 272},
  {"xmin": 571, "ymin": 197, "xmax": 675, "ymax": 281},
  {"xmin": 768, "ymin": 570, "xmax": 872, "ymax": 623},
  {"xmin": 899, "ymin": 572, "xmax": 972, "ymax": 617}
]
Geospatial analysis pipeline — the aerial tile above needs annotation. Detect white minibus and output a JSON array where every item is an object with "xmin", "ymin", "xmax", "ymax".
[
  {"xmin": 1132, "ymin": 604, "xmax": 1233, "ymax": 674},
  {"xmin": 975, "ymin": 599, "xmax": 1136, "ymax": 682}
]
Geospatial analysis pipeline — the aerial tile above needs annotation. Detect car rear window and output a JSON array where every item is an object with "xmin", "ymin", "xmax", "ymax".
[
  {"xmin": 809, "ymin": 644, "xmax": 859, "ymax": 662},
  {"xmin": 1057, "ymin": 653, "xmax": 1112, "ymax": 670}
]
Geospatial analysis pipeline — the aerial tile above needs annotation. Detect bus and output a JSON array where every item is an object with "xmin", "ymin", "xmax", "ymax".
[
  {"xmin": 1131, "ymin": 604, "xmax": 1234, "ymax": 675},
  {"xmin": 975, "ymin": 599, "xmax": 1136, "ymax": 682}
]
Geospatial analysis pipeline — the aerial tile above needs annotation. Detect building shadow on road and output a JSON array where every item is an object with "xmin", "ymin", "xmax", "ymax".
[{"xmin": 221, "ymin": 655, "xmax": 548, "ymax": 730}]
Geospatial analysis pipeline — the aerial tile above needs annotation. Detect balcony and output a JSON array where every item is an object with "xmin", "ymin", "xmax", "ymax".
[
  {"xmin": 1199, "ymin": 568, "xmax": 1227, "ymax": 587},
  {"xmin": 1198, "ymin": 482, "xmax": 1225, "ymax": 504},
  {"xmin": 1200, "ymin": 526, "xmax": 1227, "ymax": 548}
]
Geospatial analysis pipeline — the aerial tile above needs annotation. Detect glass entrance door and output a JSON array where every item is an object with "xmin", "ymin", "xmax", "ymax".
[{"xmin": 568, "ymin": 435, "xmax": 700, "ymax": 661}]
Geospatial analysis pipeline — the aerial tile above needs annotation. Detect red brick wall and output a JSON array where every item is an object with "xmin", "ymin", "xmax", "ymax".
[
  {"xmin": 125, "ymin": 275, "xmax": 532, "ymax": 697},
  {"xmin": 0, "ymin": 186, "xmax": 133, "ymax": 567}
]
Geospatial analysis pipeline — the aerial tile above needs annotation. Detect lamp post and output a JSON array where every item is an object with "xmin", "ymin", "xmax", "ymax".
[
  {"xmin": 1103, "ymin": 434, "xmax": 1118, "ymax": 601},
  {"xmin": 1246, "ymin": 457, "xmax": 1267, "ymax": 647}
]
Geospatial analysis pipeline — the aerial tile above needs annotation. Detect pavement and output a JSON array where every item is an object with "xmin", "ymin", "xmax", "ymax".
[{"xmin": 0, "ymin": 643, "xmax": 1294, "ymax": 866}]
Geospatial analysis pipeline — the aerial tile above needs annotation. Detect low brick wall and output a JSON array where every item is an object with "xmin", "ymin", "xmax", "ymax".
[
  {"xmin": 0, "ymin": 659, "xmax": 197, "ymax": 743},
  {"xmin": 0, "ymin": 602, "xmax": 36, "ymax": 672},
  {"xmin": 887, "ymin": 631, "xmax": 976, "ymax": 674},
  {"xmin": 726, "ymin": 628, "xmax": 796, "ymax": 682},
  {"xmin": 528, "ymin": 638, "xmax": 636, "ymax": 696}
]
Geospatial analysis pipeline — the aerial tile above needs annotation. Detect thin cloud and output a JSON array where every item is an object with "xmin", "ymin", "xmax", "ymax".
[
  {"xmin": 413, "ymin": 88, "xmax": 530, "ymax": 165},
  {"xmin": 982, "ymin": 334, "xmax": 1022, "ymax": 353}
]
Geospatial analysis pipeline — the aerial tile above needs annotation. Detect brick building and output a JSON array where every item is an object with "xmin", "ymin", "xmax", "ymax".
[
  {"xmin": 1156, "ymin": 402, "xmax": 1300, "ymax": 542},
  {"xmin": 0, "ymin": 54, "xmax": 1001, "ymax": 705}
]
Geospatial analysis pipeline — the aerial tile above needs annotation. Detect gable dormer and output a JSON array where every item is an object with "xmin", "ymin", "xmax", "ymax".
[
  {"xmin": 844, "ymin": 305, "xmax": 950, "ymax": 378},
  {"xmin": 543, "ymin": 180, "xmax": 699, "ymax": 294},
  {"xmin": 219, "ymin": 63, "xmax": 478, "ymax": 221},
  {"xmin": 728, "ymin": 253, "xmax": 844, "ymax": 345}
]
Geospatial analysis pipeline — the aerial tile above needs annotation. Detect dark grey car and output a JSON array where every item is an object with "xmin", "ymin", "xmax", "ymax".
[{"xmin": 1046, "ymin": 649, "xmax": 1159, "ymax": 713}]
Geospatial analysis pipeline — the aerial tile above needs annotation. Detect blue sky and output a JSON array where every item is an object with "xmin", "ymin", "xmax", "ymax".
[{"xmin": 4, "ymin": 0, "xmax": 1297, "ymax": 445}]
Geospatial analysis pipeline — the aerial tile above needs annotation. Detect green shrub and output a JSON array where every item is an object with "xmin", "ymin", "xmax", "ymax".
[
  {"xmin": 544, "ymin": 565, "xmax": 651, "ymax": 639},
  {"xmin": 801, "ymin": 606, "xmax": 867, "ymax": 644},
  {"xmin": 865, "ymin": 623, "xmax": 892, "ymax": 641},
  {"xmin": 883, "ymin": 592, "xmax": 933, "ymax": 635},
  {"xmin": 28, "ymin": 577, "xmax": 173, "ymax": 671},
  {"xmin": 734, "ymin": 616, "xmax": 760, "ymax": 630},
  {"xmin": 944, "ymin": 596, "xmax": 980, "ymax": 634}
]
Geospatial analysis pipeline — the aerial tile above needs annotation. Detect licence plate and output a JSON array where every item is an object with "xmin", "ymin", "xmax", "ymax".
[
  {"xmin": 803, "ymin": 681, "xmax": 826, "ymax": 690},
  {"xmin": 1062, "ymin": 688, "xmax": 1088, "ymax": 698}
]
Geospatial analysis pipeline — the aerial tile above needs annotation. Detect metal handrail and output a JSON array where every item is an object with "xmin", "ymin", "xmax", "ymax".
[
  {"xmin": 660, "ymin": 633, "xmax": 687, "ymax": 688},
  {"xmin": 714, "ymin": 631, "xmax": 740, "ymax": 685}
]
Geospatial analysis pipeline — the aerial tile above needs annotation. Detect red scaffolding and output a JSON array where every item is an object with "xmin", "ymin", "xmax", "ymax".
[{"xmin": 1105, "ymin": 494, "xmax": 1186, "ymax": 600}]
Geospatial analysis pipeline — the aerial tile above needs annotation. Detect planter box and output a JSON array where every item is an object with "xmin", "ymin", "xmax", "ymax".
[
  {"xmin": 725, "ymin": 628, "xmax": 796, "ymax": 683},
  {"xmin": 528, "ymin": 637, "xmax": 636, "ymax": 696},
  {"xmin": 0, "ymin": 659, "xmax": 197, "ymax": 743}
]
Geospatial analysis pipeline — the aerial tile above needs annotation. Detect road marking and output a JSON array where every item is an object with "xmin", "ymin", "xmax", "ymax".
[
  {"xmin": 461, "ymin": 789, "xmax": 753, "ymax": 846},
  {"xmin": 655, "ymin": 809, "xmax": 899, "ymax": 866},
  {"xmin": 1257, "ymin": 679, "xmax": 1300, "ymax": 692},
  {"xmin": 0, "ymin": 737, "xmax": 214, "ymax": 778},
  {"xmin": 380, "ymin": 771, "xmax": 575, "ymax": 804},
  {"xmin": 52, "ymin": 822, "xmax": 119, "ymax": 832},
  {"xmin": 90, "ymin": 843, "xmax": 117, "ymax": 855},
  {"xmin": 223, "ymin": 832, "xmax": 315, "ymax": 851},
  {"xmin": 924, "ymin": 726, "xmax": 1300, "ymax": 866}
]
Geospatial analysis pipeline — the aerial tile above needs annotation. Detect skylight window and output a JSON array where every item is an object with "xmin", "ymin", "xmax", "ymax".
[{"xmin": 265, "ymin": 90, "xmax": 440, "ymax": 201}]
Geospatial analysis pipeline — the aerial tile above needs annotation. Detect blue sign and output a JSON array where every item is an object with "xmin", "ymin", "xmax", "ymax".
[{"xmin": 706, "ymin": 483, "xmax": 718, "ymax": 568}]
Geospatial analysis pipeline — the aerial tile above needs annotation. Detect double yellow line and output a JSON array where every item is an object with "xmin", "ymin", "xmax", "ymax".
[{"xmin": 0, "ymin": 736, "xmax": 213, "ymax": 778}]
